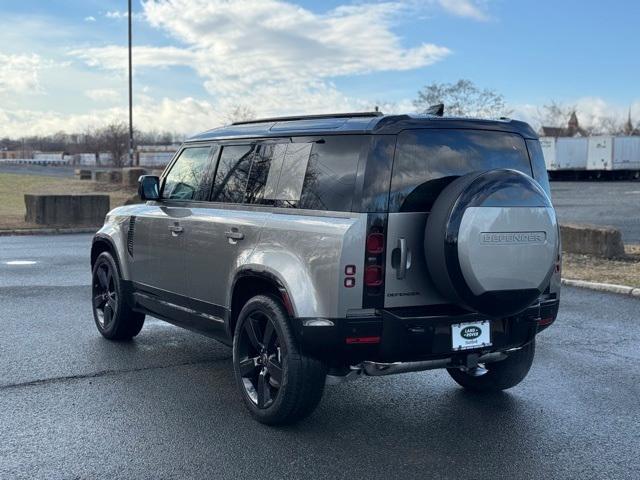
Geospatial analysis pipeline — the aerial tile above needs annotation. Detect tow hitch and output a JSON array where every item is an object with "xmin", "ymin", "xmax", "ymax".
[{"xmin": 326, "ymin": 351, "xmax": 509, "ymax": 384}]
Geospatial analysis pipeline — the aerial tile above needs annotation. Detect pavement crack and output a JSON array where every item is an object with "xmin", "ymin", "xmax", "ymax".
[{"xmin": 0, "ymin": 357, "xmax": 231, "ymax": 391}]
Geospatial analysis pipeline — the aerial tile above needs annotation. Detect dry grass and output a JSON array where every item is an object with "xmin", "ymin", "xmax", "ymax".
[
  {"xmin": 0, "ymin": 173, "xmax": 135, "ymax": 230},
  {"xmin": 562, "ymin": 244, "xmax": 640, "ymax": 288}
]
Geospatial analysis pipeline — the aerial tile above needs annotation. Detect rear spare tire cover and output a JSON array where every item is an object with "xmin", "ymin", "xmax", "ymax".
[{"xmin": 425, "ymin": 169, "xmax": 558, "ymax": 317}]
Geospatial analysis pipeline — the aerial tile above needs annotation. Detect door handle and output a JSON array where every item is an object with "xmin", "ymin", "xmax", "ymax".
[
  {"xmin": 169, "ymin": 224, "xmax": 184, "ymax": 236},
  {"xmin": 396, "ymin": 238, "xmax": 407, "ymax": 280},
  {"xmin": 225, "ymin": 228, "xmax": 244, "ymax": 241}
]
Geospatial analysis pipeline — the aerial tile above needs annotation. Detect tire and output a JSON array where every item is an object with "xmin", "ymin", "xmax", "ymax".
[
  {"xmin": 91, "ymin": 251, "xmax": 145, "ymax": 340},
  {"xmin": 447, "ymin": 340, "xmax": 535, "ymax": 392},
  {"xmin": 232, "ymin": 295, "xmax": 326, "ymax": 425}
]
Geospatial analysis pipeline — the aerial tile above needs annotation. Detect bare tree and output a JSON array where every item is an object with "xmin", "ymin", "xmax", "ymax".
[
  {"xmin": 225, "ymin": 105, "xmax": 256, "ymax": 124},
  {"xmin": 414, "ymin": 79, "xmax": 511, "ymax": 118},
  {"xmin": 594, "ymin": 116, "xmax": 626, "ymax": 136},
  {"xmin": 97, "ymin": 122, "xmax": 129, "ymax": 167},
  {"xmin": 536, "ymin": 100, "xmax": 576, "ymax": 128}
]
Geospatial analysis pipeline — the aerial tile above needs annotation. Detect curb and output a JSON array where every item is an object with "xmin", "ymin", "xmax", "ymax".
[
  {"xmin": 0, "ymin": 227, "xmax": 98, "ymax": 237},
  {"xmin": 562, "ymin": 278, "xmax": 640, "ymax": 297}
]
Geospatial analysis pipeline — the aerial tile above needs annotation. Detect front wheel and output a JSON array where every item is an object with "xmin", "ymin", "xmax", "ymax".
[
  {"xmin": 91, "ymin": 251, "xmax": 145, "ymax": 340},
  {"xmin": 447, "ymin": 340, "xmax": 535, "ymax": 392},
  {"xmin": 232, "ymin": 295, "xmax": 326, "ymax": 425}
]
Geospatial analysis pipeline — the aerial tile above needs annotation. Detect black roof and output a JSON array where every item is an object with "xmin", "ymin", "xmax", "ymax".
[{"xmin": 186, "ymin": 113, "xmax": 538, "ymax": 143}]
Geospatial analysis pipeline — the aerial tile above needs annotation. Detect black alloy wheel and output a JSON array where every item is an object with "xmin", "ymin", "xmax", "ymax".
[
  {"xmin": 93, "ymin": 261, "xmax": 118, "ymax": 330},
  {"xmin": 91, "ymin": 251, "xmax": 145, "ymax": 340},
  {"xmin": 232, "ymin": 295, "xmax": 326, "ymax": 425},
  {"xmin": 236, "ymin": 310, "xmax": 284, "ymax": 409}
]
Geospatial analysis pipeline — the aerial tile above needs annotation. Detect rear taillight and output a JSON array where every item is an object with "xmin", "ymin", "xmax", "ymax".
[
  {"xmin": 538, "ymin": 317, "xmax": 554, "ymax": 326},
  {"xmin": 364, "ymin": 265, "xmax": 383, "ymax": 286},
  {"xmin": 366, "ymin": 233, "xmax": 384, "ymax": 254},
  {"xmin": 360, "ymin": 214, "xmax": 387, "ymax": 308}
]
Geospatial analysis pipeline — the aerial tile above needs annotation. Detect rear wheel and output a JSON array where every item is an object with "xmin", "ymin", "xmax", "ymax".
[
  {"xmin": 91, "ymin": 251, "xmax": 145, "ymax": 340},
  {"xmin": 232, "ymin": 295, "xmax": 326, "ymax": 425},
  {"xmin": 447, "ymin": 341, "xmax": 535, "ymax": 392}
]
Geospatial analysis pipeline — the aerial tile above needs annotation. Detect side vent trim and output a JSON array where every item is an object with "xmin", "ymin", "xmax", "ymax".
[{"xmin": 127, "ymin": 216, "xmax": 136, "ymax": 257}]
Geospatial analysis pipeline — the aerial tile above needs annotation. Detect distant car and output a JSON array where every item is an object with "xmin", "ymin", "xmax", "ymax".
[{"xmin": 90, "ymin": 111, "xmax": 561, "ymax": 425}]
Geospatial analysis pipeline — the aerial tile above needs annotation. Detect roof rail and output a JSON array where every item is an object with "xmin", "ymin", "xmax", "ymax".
[{"xmin": 231, "ymin": 111, "xmax": 383, "ymax": 126}]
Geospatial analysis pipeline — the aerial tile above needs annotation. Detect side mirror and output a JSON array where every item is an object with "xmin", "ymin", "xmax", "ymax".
[{"xmin": 138, "ymin": 175, "xmax": 160, "ymax": 201}]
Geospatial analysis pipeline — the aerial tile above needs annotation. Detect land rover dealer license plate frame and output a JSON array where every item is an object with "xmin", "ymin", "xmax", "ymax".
[{"xmin": 451, "ymin": 320, "xmax": 491, "ymax": 351}]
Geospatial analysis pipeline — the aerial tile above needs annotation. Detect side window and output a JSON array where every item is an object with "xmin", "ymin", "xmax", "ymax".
[
  {"xmin": 276, "ymin": 143, "xmax": 312, "ymax": 203},
  {"xmin": 244, "ymin": 144, "xmax": 277, "ymax": 205},
  {"xmin": 210, "ymin": 145, "xmax": 255, "ymax": 203},
  {"xmin": 526, "ymin": 139, "xmax": 552, "ymax": 197},
  {"xmin": 297, "ymin": 136, "xmax": 362, "ymax": 211},
  {"xmin": 251, "ymin": 142, "xmax": 312, "ymax": 206},
  {"xmin": 162, "ymin": 146, "xmax": 213, "ymax": 201}
]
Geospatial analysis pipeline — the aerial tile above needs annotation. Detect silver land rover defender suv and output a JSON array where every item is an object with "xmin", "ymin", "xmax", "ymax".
[{"xmin": 91, "ymin": 111, "xmax": 560, "ymax": 425}]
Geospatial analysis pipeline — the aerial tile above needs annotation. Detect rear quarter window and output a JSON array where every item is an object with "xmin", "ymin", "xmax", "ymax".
[
  {"xmin": 297, "ymin": 136, "xmax": 362, "ymax": 212},
  {"xmin": 389, "ymin": 129, "xmax": 533, "ymax": 212}
]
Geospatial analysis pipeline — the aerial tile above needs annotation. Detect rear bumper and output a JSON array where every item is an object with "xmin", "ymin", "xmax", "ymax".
[{"xmin": 292, "ymin": 299, "xmax": 559, "ymax": 367}]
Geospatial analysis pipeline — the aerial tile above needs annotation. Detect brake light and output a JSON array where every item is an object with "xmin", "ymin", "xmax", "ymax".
[
  {"xmin": 362, "ymin": 215, "xmax": 387, "ymax": 308},
  {"xmin": 346, "ymin": 336, "xmax": 381, "ymax": 345},
  {"xmin": 366, "ymin": 233, "xmax": 384, "ymax": 254},
  {"xmin": 538, "ymin": 317, "xmax": 554, "ymax": 326},
  {"xmin": 364, "ymin": 265, "xmax": 383, "ymax": 287}
]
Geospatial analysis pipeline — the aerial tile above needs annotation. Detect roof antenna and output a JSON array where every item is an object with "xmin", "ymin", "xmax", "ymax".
[
  {"xmin": 426, "ymin": 103, "xmax": 444, "ymax": 116},
  {"xmin": 374, "ymin": 105, "xmax": 379, "ymax": 113}
]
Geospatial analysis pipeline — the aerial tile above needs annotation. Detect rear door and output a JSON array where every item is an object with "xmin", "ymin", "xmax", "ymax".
[
  {"xmin": 131, "ymin": 145, "xmax": 215, "ymax": 296},
  {"xmin": 385, "ymin": 129, "xmax": 534, "ymax": 308},
  {"xmin": 182, "ymin": 143, "xmax": 269, "ymax": 309}
]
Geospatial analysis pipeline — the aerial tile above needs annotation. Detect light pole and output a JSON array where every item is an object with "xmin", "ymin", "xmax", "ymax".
[{"xmin": 128, "ymin": 0, "xmax": 134, "ymax": 166}]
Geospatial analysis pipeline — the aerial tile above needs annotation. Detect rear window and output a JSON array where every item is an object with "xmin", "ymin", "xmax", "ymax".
[{"xmin": 389, "ymin": 129, "xmax": 533, "ymax": 212}]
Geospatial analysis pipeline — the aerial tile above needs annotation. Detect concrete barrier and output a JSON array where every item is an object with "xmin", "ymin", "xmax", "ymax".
[
  {"xmin": 24, "ymin": 194, "xmax": 110, "ymax": 227},
  {"xmin": 95, "ymin": 170, "xmax": 123, "ymax": 183},
  {"xmin": 560, "ymin": 223, "xmax": 625, "ymax": 258},
  {"xmin": 74, "ymin": 169, "xmax": 92, "ymax": 180},
  {"xmin": 122, "ymin": 167, "xmax": 147, "ymax": 187}
]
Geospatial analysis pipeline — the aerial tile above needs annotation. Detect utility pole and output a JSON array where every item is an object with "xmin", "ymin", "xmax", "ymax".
[{"xmin": 128, "ymin": 0, "xmax": 134, "ymax": 166}]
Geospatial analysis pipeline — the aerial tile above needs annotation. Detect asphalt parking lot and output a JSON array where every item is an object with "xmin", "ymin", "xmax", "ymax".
[
  {"xmin": 1, "ymin": 233, "xmax": 639, "ymax": 479},
  {"xmin": 551, "ymin": 181, "xmax": 640, "ymax": 243}
]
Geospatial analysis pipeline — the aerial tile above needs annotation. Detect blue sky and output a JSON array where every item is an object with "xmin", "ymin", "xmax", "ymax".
[{"xmin": 0, "ymin": 0, "xmax": 638, "ymax": 137}]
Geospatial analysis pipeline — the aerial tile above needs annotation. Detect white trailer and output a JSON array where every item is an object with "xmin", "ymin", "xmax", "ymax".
[
  {"xmin": 587, "ymin": 136, "xmax": 613, "ymax": 171},
  {"xmin": 539, "ymin": 137, "xmax": 558, "ymax": 170},
  {"xmin": 556, "ymin": 137, "xmax": 588, "ymax": 170},
  {"xmin": 612, "ymin": 137, "xmax": 640, "ymax": 171}
]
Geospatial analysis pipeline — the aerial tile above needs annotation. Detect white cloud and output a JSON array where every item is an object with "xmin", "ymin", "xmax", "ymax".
[
  {"xmin": 84, "ymin": 16, "xmax": 96, "ymax": 22},
  {"xmin": 85, "ymin": 88, "xmax": 121, "ymax": 102},
  {"xmin": 436, "ymin": 0, "xmax": 489, "ymax": 21},
  {"xmin": 5, "ymin": 93, "xmax": 639, "ymax": 139},
  {"xmin": 0, "ymin": 53, "xmax": 46, "ymax": 94},
  {"xmin": 72, "ymin": 0, "xmax": 450, "ymax": 118},
  {"xmin": 71, "ymin": 45, "xmax": 195, "ymax": 72},
  {"xmin": 104, "ymin": 10, "xmax": 144, "ymax": 20},
  {"xmin": 105, "ymin": 10, "xmax": 127, "ymax": 19},
  {"xmin": 510, "ymin": 97, "xmax": 640, "ymax": 133},
  {"xmin": 0, "ymin": 96, "xmax": 223, "ymax": 138}
]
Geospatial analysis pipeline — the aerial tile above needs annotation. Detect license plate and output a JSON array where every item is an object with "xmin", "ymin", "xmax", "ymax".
[{"xmin": 451, "ymin": 320, "xmax": 491, "ymax": 351}]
